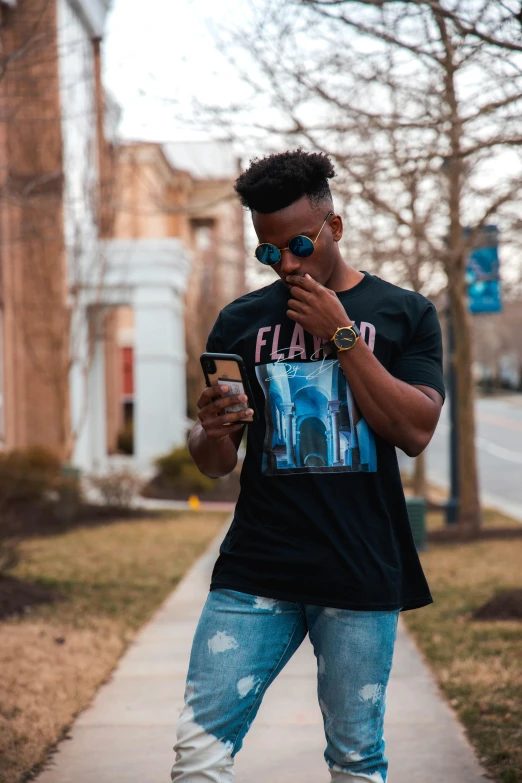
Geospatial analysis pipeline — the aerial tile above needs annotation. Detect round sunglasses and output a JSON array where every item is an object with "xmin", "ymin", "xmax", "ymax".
[{"xmin": 254, "ymin": 212, "xmax": 333, "ymax": 266}]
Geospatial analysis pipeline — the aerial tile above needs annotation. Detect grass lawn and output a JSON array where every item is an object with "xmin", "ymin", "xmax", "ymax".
[
  {"xmin": 0, "ymin": 510, "xmax": 229, "ymax": 783},
  {"xmin": 404, "ymin": 510, "xmax": 522, "ymax": 783}
]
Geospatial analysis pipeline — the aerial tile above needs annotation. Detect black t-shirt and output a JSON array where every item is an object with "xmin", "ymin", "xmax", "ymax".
[{"xmin": 205, "ymin": 271, "xmax": 445, "ymax": 611}]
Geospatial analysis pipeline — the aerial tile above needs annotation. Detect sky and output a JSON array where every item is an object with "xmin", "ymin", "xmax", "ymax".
[
  {"xmin": 103, "ymin": 0, "xmax": 247, "ymax": 143},
  {"xmin": 102, "ymin": 0, "xmax": 521, "ymax": 290}
]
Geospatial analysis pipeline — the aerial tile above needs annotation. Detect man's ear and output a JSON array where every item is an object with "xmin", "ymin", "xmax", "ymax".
[{"xmin": 331, "ymin": 214, "xmax": 343, "ymax": 242}]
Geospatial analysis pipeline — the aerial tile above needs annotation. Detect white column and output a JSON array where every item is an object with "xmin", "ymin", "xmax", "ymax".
[
  {"xmin": 71, "ymin": 308, "xmax": 108, "ymax": 473},
  {"xmin": 133, "ymin": 286, "xmax": 187, "ymax": 467},
  {"xmin": 89, "ymin": 332, "xmax": 108, "ymax": 472},
  {"xmin": 99, "ymin": 238, "xmax": 191, "ymax": 473}
]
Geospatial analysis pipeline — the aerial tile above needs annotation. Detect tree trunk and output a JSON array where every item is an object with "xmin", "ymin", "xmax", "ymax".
[
  {"xmin": 412, "ymin": 451, "xmax": 426, "ymax": 498},
  {"xmin": 450, "ymin": 274, "xmax": 482, "ymax": 532},
  {"xmin": 431, "ymin": 6, "xmax": 482, "ymax": 534}
]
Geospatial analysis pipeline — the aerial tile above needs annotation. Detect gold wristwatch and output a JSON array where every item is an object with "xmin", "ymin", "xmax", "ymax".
[{"xmin": 324, "ymin": 324, "xmax": 361, "ymax": 355}]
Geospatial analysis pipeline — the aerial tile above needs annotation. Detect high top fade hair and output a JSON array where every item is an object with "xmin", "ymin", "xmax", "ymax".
[{"xmin": 234, "ymin": 149, "xmax": 335, "ymax": 214}]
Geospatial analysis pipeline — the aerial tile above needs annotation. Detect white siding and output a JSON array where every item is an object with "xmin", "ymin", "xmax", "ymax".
[
  {"xmin": 58, "ymin": 0, "xmax": 106, "ymax": 470},
  {"xmin": 57, "ymin": 0, "xmax": 99, "ymax": 282}
]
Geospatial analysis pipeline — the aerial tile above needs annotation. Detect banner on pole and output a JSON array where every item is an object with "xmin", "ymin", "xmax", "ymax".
[{"xmin": 465, "ymin": 225, "xmax": 502, "ymax": 314}]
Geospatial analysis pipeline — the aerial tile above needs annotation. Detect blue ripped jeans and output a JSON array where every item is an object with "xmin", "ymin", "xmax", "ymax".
[{"xmin": 171, "ymin": 589, "xmax": 399, "ymax": 783}]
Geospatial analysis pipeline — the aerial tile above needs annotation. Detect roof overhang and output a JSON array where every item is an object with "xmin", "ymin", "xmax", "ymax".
[{"xmin": 68, "ymin": 0, "xmax": 111, "ymax": 38}]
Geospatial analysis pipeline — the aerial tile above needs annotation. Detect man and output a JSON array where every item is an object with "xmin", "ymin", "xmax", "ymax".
[{"xmin": 171, "ymin": 150, "xmax": 444, "ymax": 783}]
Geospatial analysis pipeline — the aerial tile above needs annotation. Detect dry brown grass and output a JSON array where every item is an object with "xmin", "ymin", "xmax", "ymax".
[
  {"xmin": 0, "ymin": 511, "xmax": 228, "ymax": 783},
  {"xmin": 404, "ymin": 537, "xmax": 522, "ymax": 783}
]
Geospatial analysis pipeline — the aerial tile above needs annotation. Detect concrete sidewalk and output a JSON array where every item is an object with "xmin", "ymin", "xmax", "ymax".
[{"xmin": 36, "ymin": 528, "xmax": 486, "ymax": 783}]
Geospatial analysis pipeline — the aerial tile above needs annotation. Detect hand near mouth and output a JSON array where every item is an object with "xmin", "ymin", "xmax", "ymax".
[{"xmin": 286, "ymin": 274, "xmax": 353, "ymax": 340}]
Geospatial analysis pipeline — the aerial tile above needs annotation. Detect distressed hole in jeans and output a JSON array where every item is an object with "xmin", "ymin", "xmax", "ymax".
[
  {"xmin": 207, "ymin": 631, "xmax": 239, "ymax": 654},
  {"xmin": 253, "ymin": 596, "xmax": 282, "ymax": 612},
  {"xmin": 358, "ymin": 683, "xmax": 385, "ymax": 704},
  {"xmin": 237, "ymin": 675, "xmax": 260, "ymax": 699}
]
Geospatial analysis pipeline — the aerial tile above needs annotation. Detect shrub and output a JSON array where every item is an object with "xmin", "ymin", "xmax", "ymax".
[
  {"xmin": 155, "ymin": 445, "xmax": 215, "ymax": 494},
  {"xmin": 0, "ymin": 446, "xmax": 69, "ymax": 575},
  {"xmin": 88, "ymin": 468, "xmax": 143, "ymax": 508},
  {"xmin": 0, "ymin": 445, "xmax": 62, "ymax": 507},
  {"xmin": 51, "ymin": 465, "xmax": 83, "ymax": 522}
]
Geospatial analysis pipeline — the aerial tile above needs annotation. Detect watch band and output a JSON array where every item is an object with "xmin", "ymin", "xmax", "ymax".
[{"xmin": 321, "ymin": 340, "xmax": 337, "ymax": 357}]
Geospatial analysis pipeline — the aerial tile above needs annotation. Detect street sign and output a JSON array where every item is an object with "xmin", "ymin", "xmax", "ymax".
[{"xmin": 465, "ymin": 225, "xmax": 502, "ymax": 314}]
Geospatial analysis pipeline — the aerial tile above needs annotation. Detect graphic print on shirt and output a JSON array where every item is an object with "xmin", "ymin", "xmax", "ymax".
[{"xmin": 255, "ymin": 359, "xmax": 377, "ymax": 476}]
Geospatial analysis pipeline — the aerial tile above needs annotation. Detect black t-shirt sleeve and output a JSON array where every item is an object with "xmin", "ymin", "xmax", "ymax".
[
  {"xmin": 205, "ymin": 313, "xmax": 226, "ymax": 353},
  {"xmin": 390, "ymin": 302, "xmax": 445, "ymax": 401}
]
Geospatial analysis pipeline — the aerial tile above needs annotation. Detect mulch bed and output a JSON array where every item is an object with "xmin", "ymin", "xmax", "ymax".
[
  {"xmin": 0, "ymin": 503, "xmax": 160, "ymax": 621},
  {"xmin": 472, "ymin": 589, "xmax": 522, "ymax": 622},
  {"xmin": 0, "ymin": 502, "xmax": 162, "ymax": 541},
  {"xmin": 0, "ymin": 574, "xmax": 64, "ymax": 621},
  {"xmin": 0, "ymin": 494, "xmax": 233, "ymax": 622}
]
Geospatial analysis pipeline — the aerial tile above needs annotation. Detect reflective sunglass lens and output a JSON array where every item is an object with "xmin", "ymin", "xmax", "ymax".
[
  {"xmin": 255, "ymin": 244, "xmax": 281, "ymax": 265},
  {"xmin": 288, "ymin": 235, "xmax": 314, "ymax": 257}
]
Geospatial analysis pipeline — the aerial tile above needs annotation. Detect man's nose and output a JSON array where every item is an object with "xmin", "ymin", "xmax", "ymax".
[{"xmin": 280, "ymin": 248, "xmax": 300, "ymax": 275}]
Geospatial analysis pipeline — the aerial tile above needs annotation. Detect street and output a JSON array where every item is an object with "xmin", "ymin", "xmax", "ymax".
[{"xmin": 399, "ymin": 393, "xmax": 522, "ymax": 522}]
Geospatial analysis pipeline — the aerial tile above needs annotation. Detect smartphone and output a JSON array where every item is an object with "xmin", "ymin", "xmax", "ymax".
[{"xmin": 200, "ymin": 352, "xmax": 258, "ymax": 423}]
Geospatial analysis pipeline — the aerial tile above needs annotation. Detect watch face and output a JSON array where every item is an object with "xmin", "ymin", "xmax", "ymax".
[{"xmin": 334, "ymin": 327, "xmax": 356, "ymax": 349}]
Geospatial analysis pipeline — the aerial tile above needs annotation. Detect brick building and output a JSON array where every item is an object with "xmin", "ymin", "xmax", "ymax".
[
  {"xmin": 0, "ymin": 1, "xmax": 246, "ymax": 469},
  {"xmin": 0, "ymin": 0, "xmax": 114, "ymax": 458}
]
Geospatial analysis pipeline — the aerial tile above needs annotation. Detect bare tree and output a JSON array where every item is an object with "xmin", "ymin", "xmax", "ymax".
[
  {"xmin": 306, "ymin": 0, "xmax": 522, "ymax": 533},
  {"xmin": 198, "ymin": 0, "xmax": 522, "ymax": 533}
]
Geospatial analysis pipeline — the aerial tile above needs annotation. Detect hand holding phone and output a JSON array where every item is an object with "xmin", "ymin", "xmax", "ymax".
[
  {"xmin": 216, "ymin": 378, "xmax": 249, "ymax": 414},
  {"xmin": 198, "ymin": 353, "xmax": 258, "ymax": 441},
  {"xmin": 196, "ymin": 384, "xmax": 252, "ymax": 442}
]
